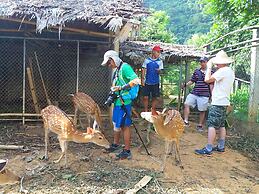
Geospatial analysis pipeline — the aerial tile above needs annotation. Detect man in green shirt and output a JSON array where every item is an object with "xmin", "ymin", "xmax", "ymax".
[{"xmin": 101, "ymin": 50, "xmax": 140, "ymax": 160}]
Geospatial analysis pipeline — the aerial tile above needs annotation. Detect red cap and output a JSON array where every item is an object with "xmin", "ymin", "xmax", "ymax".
[{"xmin": 152, "ymin": 45, "xmax": 163, "ymax": 52}]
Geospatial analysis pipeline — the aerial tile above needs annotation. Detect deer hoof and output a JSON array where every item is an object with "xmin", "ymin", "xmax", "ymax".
[{"xmin": 42, "ymin": 155, "xmax": 48, "ymax": 161}]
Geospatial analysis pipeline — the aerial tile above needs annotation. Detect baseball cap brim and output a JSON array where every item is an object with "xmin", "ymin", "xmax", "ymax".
[{"xmin": 101, "ymin": 57, "xmax": 109, "ymax": 66}]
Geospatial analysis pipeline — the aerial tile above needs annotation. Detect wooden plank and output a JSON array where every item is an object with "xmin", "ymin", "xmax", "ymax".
[
  {"xmin": 0, "ymin": 145, "xmax": 24, "ymax": 150},
  {"xmin": 248, "ymin": 29, "xmax": 259, "ymax": 122},
  {"xmin": 126, "ymin": 175, "xmax": 152, "ymax": 194},
  {"xmin": 26, "ymin": 67, "xmax": 41, "ymax": 114}
]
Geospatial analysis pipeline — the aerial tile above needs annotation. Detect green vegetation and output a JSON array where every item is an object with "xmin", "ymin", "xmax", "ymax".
[
  {"xmin": 144, "ymin": 0, "xmax": 212, "ymax": 43},
  {"xmin": 140, "ymin": 10, "xmax": 177, "ymax": 43},
  {"xmin": 230, "ymin": 88, "xmax": 250, "ymax": 121}
]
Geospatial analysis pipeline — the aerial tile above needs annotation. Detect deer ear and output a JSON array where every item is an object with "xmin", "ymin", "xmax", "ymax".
[{"xmin": 86, "ymin": 127, "xmax": 95, "ymax": 134}]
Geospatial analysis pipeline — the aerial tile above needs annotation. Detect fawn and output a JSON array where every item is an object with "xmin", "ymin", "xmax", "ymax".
[
  {"xmin": 141, "ymin": 108, "xmax": 184, "ymax": 171},
  {"xmin": 70, "ymin": 92, "xmax": 103, "ymax": 130},
  {"xmin": 0, "ymin": 159, "xmax": 27, "ymax": 193},
  {"xmin": 0, "ymin": 159, "xmax": 20, "ymax": 185},
  {"xmin": 41, "ymin": 105, "xmax": 110, "ymax": 167}
]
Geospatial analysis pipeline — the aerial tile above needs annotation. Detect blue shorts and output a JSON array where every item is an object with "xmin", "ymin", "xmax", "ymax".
[{"xmin": 112, "ymin": 104, "xmax": 132, "ymax": 129}]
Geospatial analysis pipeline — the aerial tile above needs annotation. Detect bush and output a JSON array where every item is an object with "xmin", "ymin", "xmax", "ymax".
[{"xmin": 230, "ymin": 88, "xmax": 249, "ymax": 121}]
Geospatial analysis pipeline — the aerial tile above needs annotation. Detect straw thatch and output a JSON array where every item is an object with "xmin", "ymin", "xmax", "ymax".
[
  {"xmin": 0, "ymin": 0, "xmax": 147, "ymax": 33},
  {"xmin": 121, "ymin": 41, "xmax": 205, "ymax": 64}
]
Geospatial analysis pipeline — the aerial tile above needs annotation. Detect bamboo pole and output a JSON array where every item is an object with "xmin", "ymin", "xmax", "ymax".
[
  {"xmin": 34, "ymin": 52, "xmax": 52, "ymax": 105},
  {"xmin": 26, "ymin": 67, "xmax": 40, "ymax": 114}
]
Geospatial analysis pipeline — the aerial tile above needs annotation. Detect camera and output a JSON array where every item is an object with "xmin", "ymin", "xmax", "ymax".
[{"xmin": 104, "ymin": 91, "xmax": 118, "ymax": 107}]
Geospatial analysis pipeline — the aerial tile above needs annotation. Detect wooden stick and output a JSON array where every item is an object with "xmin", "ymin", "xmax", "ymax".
[
  {"xmin": 0, "ymin": 145, "xmax": 24, "ymax": 150},
  {"xmin": 126, "ymin": 175, "xmax": 152, "ymax": 194},
  {"xmin": 34, "ymin": 52, "xmax": 52, "ymax": 105},
  {"xmin": 26, "ymin": 66, "xmax": 40, "ymax": 114}
]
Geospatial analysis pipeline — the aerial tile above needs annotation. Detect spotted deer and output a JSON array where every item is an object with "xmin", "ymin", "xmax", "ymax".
[
  {"xmin": 41, "ymin": 105, "xmax": 110, "ymax": 167},
  {"xmin": 141, "ymin": 108, "xmax": 184, "ymax": 171},
  {"xmin": 70, "ymin": 92, "xmax": 103, "ymax": 130}
]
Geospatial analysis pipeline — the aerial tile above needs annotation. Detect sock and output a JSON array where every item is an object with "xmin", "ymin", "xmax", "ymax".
[
  {"xmin": 184, "ymin": 120, "xmax": 189, "ymax": 123},
  {"xmin": 124, "ymin": 149, "xmax": 130, "ymax": 153},
  {"xmin": 218, "ymin": 139, "xmax": 225, "ymax": 149},
  {"xmin": 206, "ymin": 144, "xmax": 213, "ymax": 152}
]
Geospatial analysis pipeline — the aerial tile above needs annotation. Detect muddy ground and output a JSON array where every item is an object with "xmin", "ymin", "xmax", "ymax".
[{"xmin": 0, "ymin": 120, "xmax": 258, "ymax": 194}]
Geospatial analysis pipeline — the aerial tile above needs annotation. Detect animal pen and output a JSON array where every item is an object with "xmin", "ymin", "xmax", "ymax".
[{"xmin": 0, "ymin": 0, "xmax": 148, "ymax": 124}]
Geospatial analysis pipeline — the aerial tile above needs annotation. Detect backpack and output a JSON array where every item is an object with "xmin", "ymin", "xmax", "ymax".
[{"xmin": 118, "ymin": 63, "xmax": 139, "ymax": 100}]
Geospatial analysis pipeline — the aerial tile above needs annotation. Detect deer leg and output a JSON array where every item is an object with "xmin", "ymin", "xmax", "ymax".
[
  {"xmin": 54, "ymin": 138, "xmax": 66, "ymax": 165},
  {"xmin": 146, "ymin": 122, "xmax": 152, "ymax": 146},
  {"xmin": 175, "ymin": 140, "xmax": 183, "ymax": 169},
  {"xmin": 44, "ymin": 126, "xmax": 50, "ymax": 160},
  {"xmin": 161, "ymin": 141, "xmax": 171, "ymax": 172},
  {"xmin": 74, "ymin": 107, "xmax": 78, "ymax": 126}
]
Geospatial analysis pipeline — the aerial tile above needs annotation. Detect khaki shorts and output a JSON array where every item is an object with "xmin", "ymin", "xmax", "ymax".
[{"xmin": 184, "ymin": 93, "xmax": 209, "ymax": 111}]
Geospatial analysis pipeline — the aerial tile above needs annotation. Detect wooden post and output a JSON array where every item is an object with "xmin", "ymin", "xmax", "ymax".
[
  {"xmin": 177, "ymin": 62, "xmax": 183, "ymax": 111},
  {"xmin": 108, "ymin": 30, "xmax": 120, "ymax": 128},
  {"xmin": 26, "ymin": 67, "xmax": 40, "ymax": 114},
  {"xmin": 248, "ymin": 28, "xmax": 259, "ymax": 122}
]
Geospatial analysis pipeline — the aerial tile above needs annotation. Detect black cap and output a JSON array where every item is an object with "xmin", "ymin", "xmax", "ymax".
[{"xmin": 199, "ymin": 56, "xmax": 209, "ymax": 62}]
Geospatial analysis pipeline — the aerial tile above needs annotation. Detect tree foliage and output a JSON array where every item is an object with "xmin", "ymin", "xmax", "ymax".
[
  {"xmin": 140, "ymin": 10, "xmax": 177, "ymax": 43},
  {"xmin": 144, "ymin": 0, "xmax": 212, "ymax": 43}
]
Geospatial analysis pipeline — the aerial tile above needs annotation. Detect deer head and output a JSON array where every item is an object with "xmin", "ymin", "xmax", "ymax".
[{"xmin": 83, "ymin": 127, "xmax": 110, "ymax": 149}]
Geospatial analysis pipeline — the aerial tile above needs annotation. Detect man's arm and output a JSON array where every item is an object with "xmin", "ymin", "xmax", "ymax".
[
  {"xmin": 205, "ymin": 59, "xmax": 216, "ymax": 83},
  {"xmin": 141, "ymin": 68, "xmax": 146, "ymax": 86}
]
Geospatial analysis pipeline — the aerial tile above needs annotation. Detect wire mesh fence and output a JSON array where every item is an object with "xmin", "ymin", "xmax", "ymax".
[{"xmin": 0, "ymin": 37, "xmax": 111, "ymax": 122}]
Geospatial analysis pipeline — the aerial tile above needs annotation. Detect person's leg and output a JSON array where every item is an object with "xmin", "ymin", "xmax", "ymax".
[
  {"xmin": 183, "ymin": 104, "xmax": 190, "ymax": 122},
  {"xmin": 151, "ymin": 84, "xmax": 159, "ymax": 115},
  {"xmin": 143, "ymin": 96, "xmax": 149, "ymax": 112},
  {"xmin": 195, "ymin": 105, "xmax": 217, "ymax": 155},
  {"xmin": 206, "ymin": 126, "xmax": 216, "ymax": 151},
  {"xmin": 196, "ymin": 97, "xmax": 209, "ymax": 130},
  {"xmin": 123, "ymin": 126, "xmax": 131, "ymax": 150},
  {"xmin": 151, "ymin": 97, "xmax": 158, "ymax": 115},
  {"xmin": 113, "ymin": 130, "xmax": 121, "ymax": 145},
  {"xmin": 199, "ymin": 111, "xmax": 206, "ymax": 126},
  {"xmin": 183, "ymin": 94, "xmax": 197, "ymax": 125},
  {"xmin": 217, "ymin": 127, "xmax": 226, "ymax": 149},
  {"xmin": 116, "ymin": 104, "xmax": 132, "ymax": 160},
  {"xmin": 142, "ymin": 85, "xmax": 150, "ymax": 112}
]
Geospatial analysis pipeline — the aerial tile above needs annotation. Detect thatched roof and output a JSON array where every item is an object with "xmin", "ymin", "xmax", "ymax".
[
  {"xmin": 121, "ymin": 41, "xmax": 205, "ymax": 65},
  {"xmin": 0, "ymin": 0, "xmax": 147, "ymax": 33}
]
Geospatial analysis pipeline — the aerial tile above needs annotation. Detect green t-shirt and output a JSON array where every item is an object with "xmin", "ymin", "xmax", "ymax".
[{"xmin": 113, "ymin": 63, "xmax": 138, "ymax": 106}]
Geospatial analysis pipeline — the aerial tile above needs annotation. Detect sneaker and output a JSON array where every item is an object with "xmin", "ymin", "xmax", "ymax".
[
  {"xmin": 212, "ymin": 146, "xmax": 225, "ymax": 153},
  {"xmin": 104, "ymin": 143, "xmax": 121, "ymax": 153},
  {"xmin": 184, "ymin": 121, "xmax": 190, "ymax": 127},
  {"xmin": 115, "ymin": 149, "xmax": 132, "ymax": 160},
  {"xmin": 195, "ymin": 147, "xmax": 212, "ymax": 155},
  {"xmin": 196, "ymin": 125, "xmax": 204, "ymax": 132}
]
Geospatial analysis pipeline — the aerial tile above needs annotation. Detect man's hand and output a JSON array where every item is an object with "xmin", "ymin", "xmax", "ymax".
[
  {"xmin": 207, "ymin": 59, "xmax": 213, "ymax": 69},
  {"xmin": 111, "ymin": 86, "xmax": 121, "ymax": 92}
]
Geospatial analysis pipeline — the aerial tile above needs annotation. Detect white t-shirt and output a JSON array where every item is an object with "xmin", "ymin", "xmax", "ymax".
[{"xmin": 211, "ymin": 66, "xmax": 235, "ymax": 106}]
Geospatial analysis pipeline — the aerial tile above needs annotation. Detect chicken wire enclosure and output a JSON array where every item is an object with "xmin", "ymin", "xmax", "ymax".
[{"xmin": 0, "ymin": 37, "xmax": 111, "ymax": 122}]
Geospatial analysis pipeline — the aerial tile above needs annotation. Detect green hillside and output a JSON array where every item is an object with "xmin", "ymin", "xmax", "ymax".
[{"xmin": 143, "ymin": 0, "xmax": 212, "ymax": 43}]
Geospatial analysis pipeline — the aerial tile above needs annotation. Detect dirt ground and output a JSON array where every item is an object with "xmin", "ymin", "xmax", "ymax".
[{"xmin": 0, "ymin": 120, "xmax": 258, "ymax": 194}]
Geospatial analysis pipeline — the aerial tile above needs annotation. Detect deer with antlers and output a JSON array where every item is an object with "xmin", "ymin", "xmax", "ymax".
[
  {"xmin": 41, "ymin": 105, "xmax": 110, "ymax": 167},
  {"xmin": 70, "ymin": 92, "xmax": 103, "ymax": 130},
  {"xmin": 141, "ymin": 108, "xmax": 184, "ymax": 171}
]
